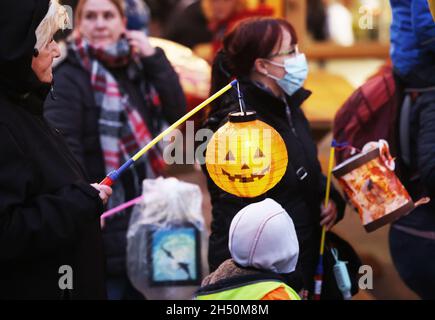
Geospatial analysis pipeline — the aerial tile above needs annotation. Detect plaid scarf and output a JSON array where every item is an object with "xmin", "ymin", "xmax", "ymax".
[{"xmin": 69, "ymin": 36, "xmax": 165, "ymax": 210}]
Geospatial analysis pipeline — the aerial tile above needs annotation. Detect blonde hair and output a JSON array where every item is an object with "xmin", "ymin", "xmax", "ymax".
[
  {"xmin": 201, "ymin": 0, "xmax": 247, "ymax": 22},
  {"xmin": 75, "ymin": 0, "xmax": 126, "ymax": 24},
  {"xmin": 35, "ymin": 0, "xmax": 69, "ymax": 50}
]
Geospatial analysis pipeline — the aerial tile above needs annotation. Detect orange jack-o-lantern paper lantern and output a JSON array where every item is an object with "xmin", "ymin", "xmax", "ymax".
[{"xmin": 205, "ymin": 111, "xmax": 288, "ymax": 198}]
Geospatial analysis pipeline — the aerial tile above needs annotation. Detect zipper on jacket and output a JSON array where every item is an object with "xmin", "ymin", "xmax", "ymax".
[
  {"xmin": 282, "ymin": 98, "xmax": 315, "ymax": 184},
  {"xmin": 284, "ymin": 100, "xmax": 298, "ymax": 138}
]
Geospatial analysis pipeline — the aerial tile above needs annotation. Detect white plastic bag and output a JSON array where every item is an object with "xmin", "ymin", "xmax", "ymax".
[{"xmin": 127, "ymin": 177, "xmax": 209, "ymax": 300}]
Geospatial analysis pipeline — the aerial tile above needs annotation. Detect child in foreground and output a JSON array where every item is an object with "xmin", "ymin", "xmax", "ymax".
[{"xmin": 195, "ymin": 198, "xmax": 302, "ymax": 300}]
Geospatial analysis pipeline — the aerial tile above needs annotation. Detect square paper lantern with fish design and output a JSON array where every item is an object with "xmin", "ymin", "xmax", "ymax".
[{"xmin": 205, "ymin": 111, "xmax": 288, "ymax": 198}]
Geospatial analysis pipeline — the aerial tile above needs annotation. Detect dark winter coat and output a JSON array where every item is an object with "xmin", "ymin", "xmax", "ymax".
[
  {"xmin": 201, "ymin": 79, "xmax": 345, "ymax": 292},
  {"xmin": 44, "ymin": 46, "xmax": 186, "ymax": 276},
  {"xmin": 0, "ymin": 0, "xmax": 106, "ymax": 299},
  {"xmin": 388, "ymin": 55, "xmax": 435, "ymax": 300},
  {"xmin": 394, "ymin": 63, "xmax": 435, "ymax": 230}
]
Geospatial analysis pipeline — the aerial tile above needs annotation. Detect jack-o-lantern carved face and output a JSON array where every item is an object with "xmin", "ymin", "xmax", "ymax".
[{"xmin": 206, "ymin": 113, "xmax": 288, "ymax": 198}]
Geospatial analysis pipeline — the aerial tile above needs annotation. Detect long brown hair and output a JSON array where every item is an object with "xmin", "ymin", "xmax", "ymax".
[{"xmin": 211, "ymin": 17, "xmax": 298, "ymax": 94}]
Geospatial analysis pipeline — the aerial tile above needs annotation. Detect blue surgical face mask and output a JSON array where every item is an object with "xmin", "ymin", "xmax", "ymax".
[{"xmin": 265, "ymin": 53, "xmax": 308, "ymax": 96}]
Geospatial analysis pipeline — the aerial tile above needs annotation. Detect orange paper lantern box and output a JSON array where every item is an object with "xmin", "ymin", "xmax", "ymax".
[{"xmin": 332, "ymin": 141, "xmax": 419, "ymax": 232}]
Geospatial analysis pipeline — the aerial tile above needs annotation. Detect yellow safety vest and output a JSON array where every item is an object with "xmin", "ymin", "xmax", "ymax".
[{"xmin": 195, "ymin": 280, "xmax": 301, "ymax": 300}]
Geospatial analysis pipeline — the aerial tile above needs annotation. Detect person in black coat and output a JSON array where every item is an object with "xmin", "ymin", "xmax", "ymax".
[
  {"xmin": 389, "ymin": 80, "xmax": 435, "ymax": 300},
  {"xmin": 388, "ymin": 1, "xmax": 435, "ymax": 297},
  {"xmin": 164, "ymin": 1, "xmax": 212, "ymax": 49},
  {"xmin": 201, "ymin": 18, "xmax": 346, "ymax": 299},
  {"xmin": 0, "ymin": 0, "xmax": 112, "ymax": 300},
  {"xmin": 44, "ymin": 0, "xmax": 186, "ymax": 299},
  {"xmin": 390, "ymin": 68, "xmax": 435, "ymax": 299}
]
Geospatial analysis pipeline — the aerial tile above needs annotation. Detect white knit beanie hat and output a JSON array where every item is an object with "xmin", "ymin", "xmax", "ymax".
[{"xmin": 228, "ymin": 198, "xmax": 299, "ymax": 274}]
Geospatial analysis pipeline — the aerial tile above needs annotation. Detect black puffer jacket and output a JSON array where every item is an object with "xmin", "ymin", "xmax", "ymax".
[
  {"xmin": 44, "ymin": 46, "xmax": 186, "ymax": 276},
  {"xmin": 0, "ymin": 0, "xmax": 106, "ymax": 299},
  {"xmin": 201, "ymin": 79, "xmax": 345, "ymax": 291}
]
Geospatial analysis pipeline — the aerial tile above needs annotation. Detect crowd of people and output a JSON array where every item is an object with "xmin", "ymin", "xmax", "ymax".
[{"xmin": 0, "ymin": 0, "xmax": 434, "ymax": 300}]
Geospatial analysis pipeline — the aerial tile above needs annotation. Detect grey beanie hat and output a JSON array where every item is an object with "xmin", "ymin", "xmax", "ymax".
[{"xmin": 228, "ymin": 198, "xmax": 299, "ymax": 274}]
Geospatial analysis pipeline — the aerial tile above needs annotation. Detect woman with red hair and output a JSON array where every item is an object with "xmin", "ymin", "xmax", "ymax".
[{"xmin": 201, "ymin": 17, "xmax": 347, "ymax": 299}]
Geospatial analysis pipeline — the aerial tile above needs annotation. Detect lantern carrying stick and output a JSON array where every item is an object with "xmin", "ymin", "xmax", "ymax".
[
  {"xmin": 100, "ymin": 80, "xmax": 239, "ymax": 186},
  {"xmin": 236, "ymin": 81, "xmax": 247, "ymax": 115},
  {"xmin": 313, "ymin": 140, "xmax": 336, "ymax": 300}
]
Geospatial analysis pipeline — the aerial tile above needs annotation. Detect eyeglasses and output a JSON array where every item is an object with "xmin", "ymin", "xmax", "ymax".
[{"xmin": 268, "ymin": 45, "xmax": 299, "ymax": 59}]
